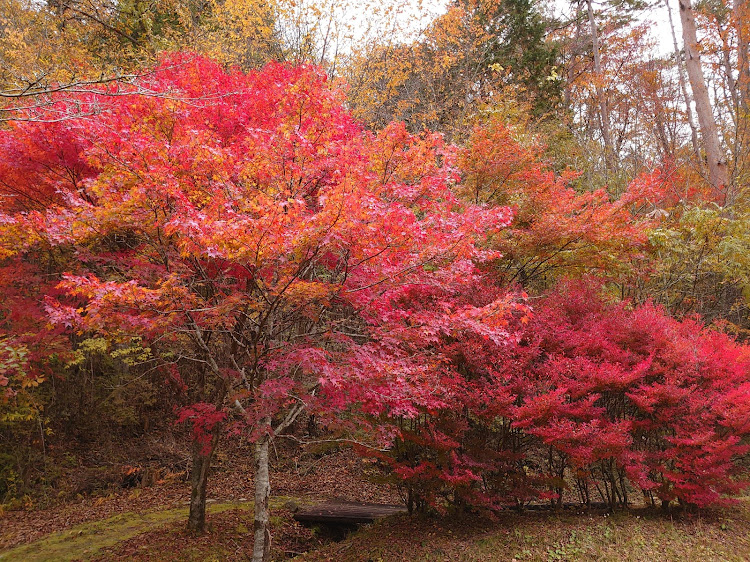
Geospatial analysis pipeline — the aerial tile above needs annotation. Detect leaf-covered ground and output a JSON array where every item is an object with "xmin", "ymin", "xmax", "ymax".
[
  {"xmin": 3, "ymin": 444, "xmax": 750, "ymax": 561},
  {"xmin": 4, "ymin": 498, "xmax": 750, "ymax": 561},
  {"xmin": 299, "ymin": 504, "xmax": 750, "ymax": 562},
  {"xmin": 0, "ymin": 447, "xmax": 395, "ymax": 559}
]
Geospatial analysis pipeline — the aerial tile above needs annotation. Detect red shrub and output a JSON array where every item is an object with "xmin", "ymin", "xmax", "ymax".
[{"xmin": 377, "ymin": 280, "xmax": 750, "ymax": 511}]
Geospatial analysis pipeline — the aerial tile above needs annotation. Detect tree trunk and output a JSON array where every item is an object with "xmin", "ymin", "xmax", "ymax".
[
  {"xmin": 678, "ymin": 0, "xmax": 730, "ymax": 197},
  {"xmin": 187, "ymin": 428, "xmax": 220, "ymax": 533},
  {"xmin": 665, "ymin": 0, "xmax": 702, "ymax": 164},
  {"xmin": 718, "ymin": 20, "xmax": 741, "ymax": 116},
  {"xmin": 586, "ymin": 0, "xmax": 616, "ymax": 175},
  {"xmin": 735, "ymin": 0, "xmax": 750, "ymax": 112},
  {"xmin": 252, "ymin": 418, "xmax": 272, "ymax": 562},
  {"xmin": 564, "ymin": 0, "xmax": 584, "ymax": 108}
]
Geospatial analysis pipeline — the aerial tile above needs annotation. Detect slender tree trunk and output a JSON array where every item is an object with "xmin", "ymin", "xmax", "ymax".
[
  {"xmin": 735, "ymin": 0, "xmax": 750, "ymax": 112},
  {"xmin": 586, "ymin": 0, "xmax": 616, "ymax": 175},
  {"xmin": 252, "ymin": 417, "xmax": 272, "ymax": 562},
  {"xmin": 564, "ymin": 0, "xmax": 584, "ymax": 108},
  {"xmin": 733, "ymin": 0, "xmax": 750, "ymax": 185},
  {"xmin": 713, "ymin": 16, "xmax": 740, "ymax": 119},
  {"xmin": 187, "ymin": 428, "xmax": 220, "ymax": 533},
  {"xmin": 665, "ymin": 0, "xmax": 702, "ymax": 163},
  {"xmin": 653, "ymin": 106, "xmax": 673, "ymax": 159},
  {"xmin": 678, "ymin": 0, "xmax": 730, "ymax": 197}
]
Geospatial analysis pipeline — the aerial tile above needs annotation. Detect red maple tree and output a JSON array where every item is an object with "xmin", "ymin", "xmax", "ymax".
[{"xmin": 0, "ymin": 54, "xmax": 516, "ymax": 560}]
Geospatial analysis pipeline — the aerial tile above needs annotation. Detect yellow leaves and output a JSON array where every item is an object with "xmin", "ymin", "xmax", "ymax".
[
  {"xmin": 110, "ymin": 338, "xmax": 154, "ymax": 366},
  {"xmin": 0, "ymin": 218, "xmax": 36, "ymax": 259},
  {"xmin": 545, "ymin": 66, "xmax": 561, "ymax": 82},
  {"xmin": 276, "ymin": 278, "xmax": 336, "ymax": 319},
  {"xmin": 68, "ymin": 337, "xmax": 109, "ymax": 367},
  {"xmin": 20, "ymin": 374, "xmax": 43, "ymax": 389},
  {"xmin": 0, "ymin": 338, "xmax": 45, "ymax": 418},
  {"xmin": 196, "ymin": 0, "xmax": 280, "ymax": 68},
  {"xmin": 0, "ymin": 0, "xmax": 113, "ymax": 92},
  {"xmin": 344, "ymin": 0, "xmax": 513, "ymax": 134},
  {"xmin": 0, "ymin": 409, "xmax": 36, "ymax": 422}
]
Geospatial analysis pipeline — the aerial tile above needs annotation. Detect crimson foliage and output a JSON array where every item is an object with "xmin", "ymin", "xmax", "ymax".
[
  {"xmin": 0, "ymin": 55, "xmax": 521, "ymax": 532},
  {"xmin": 1, "ymin": 54, "xmax": 748, "ymax": 521},
  {"xmin": 376, "ymin": 281, "xmax": 750, "ymax": 511}
]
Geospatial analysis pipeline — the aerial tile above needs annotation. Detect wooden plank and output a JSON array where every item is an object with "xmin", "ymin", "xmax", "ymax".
[{"xmin": 293, "ymin": 501, "xmax": 407, "ymax": 525}]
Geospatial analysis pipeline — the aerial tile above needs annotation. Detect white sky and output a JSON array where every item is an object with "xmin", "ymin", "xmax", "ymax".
[{"xmin": 556, "ymin": 0, "xmax": 683, "ymax": 58}]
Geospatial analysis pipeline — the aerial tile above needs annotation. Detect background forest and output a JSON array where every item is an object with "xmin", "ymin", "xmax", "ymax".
[{"xmin": 2, "ymin": 0, "xmax": 750, "ymax": 560}]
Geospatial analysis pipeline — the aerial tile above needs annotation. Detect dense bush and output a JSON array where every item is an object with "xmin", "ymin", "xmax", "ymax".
[{"xmin": 374, "ymin": 281, "xmax": 750, "ymax": 512}]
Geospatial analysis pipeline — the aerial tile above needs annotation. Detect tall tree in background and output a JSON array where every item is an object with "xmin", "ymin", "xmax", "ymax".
[
  {"xmin": 735, "ymin": 0, "xmax": 750, "ymax": 112},
  {"xmin": 344, "ymin": 0, "xmax": 559, "ymax": 134},
  {"xmin": 665, "ymin": 0, "xmax": 701, "ymax": 163},
  {"xmin": 679, "ymin": 0, "xmax": 729, "ymax": 197},
  {"xmin": 585, "ymin": 0, "xmax": 615, "ymax": 175},
  {"xmin": 0, "ymin": 0, "xmax": 279, "ymax": 108},
  {"xmin": 471, "ymin": 0, "xmax": 561, "ymax": 112}
]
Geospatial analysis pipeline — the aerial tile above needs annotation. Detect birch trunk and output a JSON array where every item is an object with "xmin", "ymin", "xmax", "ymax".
[
  {"xmin": 666, "ymin": 0, "xmax": 701, "ymax": 163},
  {"xmin": 252, "ymin": 417, "xmax": 272, "ymax": 562},
  {"xmin": 678, "ymin": 0, "xmax": 729, "ymax": 195},
  {"xmin": 586, "ymin": 0, "xmax": 616, "ymax": 174},
  {"xmin": 564, "ymin": 0, "xmax": 584, "ymax": 108}
]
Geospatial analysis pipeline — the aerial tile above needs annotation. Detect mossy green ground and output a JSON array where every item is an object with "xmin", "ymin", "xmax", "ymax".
[{"xmin": 0, "ymin": 501, "xmax": 253, "ymax": 561}]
